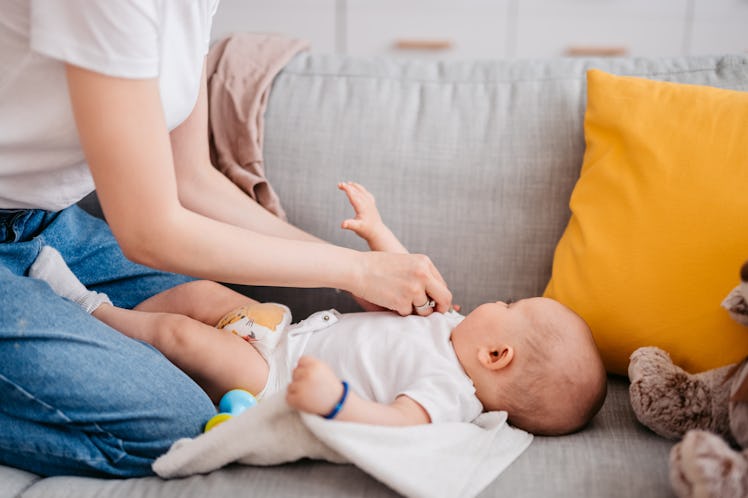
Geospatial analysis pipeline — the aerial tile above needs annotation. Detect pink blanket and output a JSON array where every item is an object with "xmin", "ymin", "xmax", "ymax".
[{"xmin": 207, "ymin": 33, "xmax": 309, "ymax": 219}]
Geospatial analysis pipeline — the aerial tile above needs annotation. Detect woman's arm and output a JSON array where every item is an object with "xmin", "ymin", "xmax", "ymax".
[
  {"xmin": 65, "ymin": 63, "xmax": 452, "ymax": 314},
  {"xmin": 169, "ymin": 64, "xmax": 321, "ymax": 242},
  {"xmin": 66, "ymin": 63, "xmax": 354, "ymax": 286},
  {"xmin": 286, "ymin": 356, "xmax": 431, "ymax": 426}
]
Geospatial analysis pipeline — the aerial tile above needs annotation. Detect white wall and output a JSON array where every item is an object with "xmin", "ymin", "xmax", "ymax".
[{"xmin": 212, "ymin": 0, "xmax": 748, "ymax": 59}]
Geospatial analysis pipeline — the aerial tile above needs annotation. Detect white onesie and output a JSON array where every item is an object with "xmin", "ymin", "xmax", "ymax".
[{"xmin": 263, "ymin": 310, "xmax": 483, "ymax": 424}]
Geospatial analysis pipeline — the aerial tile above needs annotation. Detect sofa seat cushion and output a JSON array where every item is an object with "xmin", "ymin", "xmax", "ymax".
[{"xmin": 7, "ymin": 378, "xmax": 672, "ymax": 498}]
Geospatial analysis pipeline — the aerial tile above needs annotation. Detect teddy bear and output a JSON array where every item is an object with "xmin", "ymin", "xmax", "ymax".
[{"xmin": 628, "ymin": 262, "xmax": 748, "ymax": 498}]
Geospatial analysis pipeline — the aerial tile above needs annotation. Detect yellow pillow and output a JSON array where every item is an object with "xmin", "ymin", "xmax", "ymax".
[{"xmin": 544, "ymin": 69, "xmax": 748, "ymax": 375}]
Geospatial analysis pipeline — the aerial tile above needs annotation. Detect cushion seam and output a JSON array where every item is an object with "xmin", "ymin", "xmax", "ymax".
[
  {"xmin": 11, "ymin": 477, "xmax": 42, "ymax": 498},
  {"xmin": 278, "ymin": 63, "xmax": 748, "ymax": 86}
]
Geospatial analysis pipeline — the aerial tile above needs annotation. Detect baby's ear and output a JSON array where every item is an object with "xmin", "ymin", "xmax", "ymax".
[{"xmin": 480, "ymin": 344, "xmax": 514, "ymax": 371}]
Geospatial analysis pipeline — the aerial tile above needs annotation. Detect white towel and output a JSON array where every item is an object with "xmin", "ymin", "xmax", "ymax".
[{"xmin": 153, "ymin": 393, "xmax": 532, "ymax": 498}]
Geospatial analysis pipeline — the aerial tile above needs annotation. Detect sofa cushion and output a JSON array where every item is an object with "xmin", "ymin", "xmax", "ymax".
[
  {"xmin": 13, "ymin": 378, "xmax": 672, "ymax": 498},
  {"xmin": 544, "ymin": 69, "xmax": 748, "ymax": 375},
  {"xmin": 0, "ymin": 465, "xmax": 40, "ymax": 497},
  {"xmin": 258, "ymin": 54, "xmax": 748, "ymax": 319}
]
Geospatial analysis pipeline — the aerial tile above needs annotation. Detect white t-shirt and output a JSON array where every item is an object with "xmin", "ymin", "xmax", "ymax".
[
  {"xmin": 0, "ymin": 0, "xmax": 219, "ymax": 210},
  {"xmin": 277, "ymin": 310, "xmax": 483, "ymax": 424}
]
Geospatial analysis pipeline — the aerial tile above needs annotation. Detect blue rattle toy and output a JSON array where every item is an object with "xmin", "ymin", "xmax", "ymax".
[{"xmin": 204, "ymin": 389, "xmax": 257, "ymax": 432}]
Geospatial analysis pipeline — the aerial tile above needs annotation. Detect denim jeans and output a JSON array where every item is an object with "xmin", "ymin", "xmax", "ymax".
[{"xmin": 0, "ymin": 206, "xmax": 216, "ymax": 477}]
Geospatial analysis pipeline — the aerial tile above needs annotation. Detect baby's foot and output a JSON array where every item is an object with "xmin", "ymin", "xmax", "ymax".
[{"xmin": 29, "ymin": 246, "xmax": 111, "ymax": 313}]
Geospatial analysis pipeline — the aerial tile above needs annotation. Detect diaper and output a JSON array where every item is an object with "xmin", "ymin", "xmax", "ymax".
[
  {"xmin": 255, "ymin": 309, "xmax": 341, "ymax": 401},
  {"xmin": 216, "ymin": 302, "xmax": 292, "ymax": 360}
]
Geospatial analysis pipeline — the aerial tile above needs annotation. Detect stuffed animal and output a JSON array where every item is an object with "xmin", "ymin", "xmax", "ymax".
[{"xmin": 628, "ymin": 262, "xmax": 748, "ymax": 498}]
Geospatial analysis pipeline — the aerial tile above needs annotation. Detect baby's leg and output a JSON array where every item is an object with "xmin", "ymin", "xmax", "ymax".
[
  {"xmin": 134, "ymin": 279, "xmax": 258, "ymax": 327},
  {"xmin": 93, "ymin": 304, "xmax": 268, "ymax": 403},
  {"xmin": 30, "ymin": 246, "xmax": 268, "ymax": 403},
  {"xmin": 133, "ymin": 280, "xmax": 292, "ymax": 350}
]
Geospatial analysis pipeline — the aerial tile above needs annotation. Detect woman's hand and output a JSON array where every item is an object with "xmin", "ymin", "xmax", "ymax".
[
  {"xmin": 339, "ymin": 181, "xmax": 452, "ymax": 315},
  {"xmin": 354, "ymin": 251, "xmax": 452, "ymax": 316},
  {"xmin": 286, "ymin": 356, "xmax": 343, "ymax": 416}
]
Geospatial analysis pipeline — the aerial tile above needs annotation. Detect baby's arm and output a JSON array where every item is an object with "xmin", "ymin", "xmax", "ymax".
[
  {"xmin": 340, "ymin": 181, "xmax": 459, "ymax": 313},
  {"xmin": 338, "ymin": 182, "xmax": 409, "ymax": 254},
  {"xmin": 286, "ymin": 356, "xmax": 431, "ymax": 425}
]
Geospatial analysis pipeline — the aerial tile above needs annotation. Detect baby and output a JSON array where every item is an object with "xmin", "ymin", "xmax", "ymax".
[
  {"xmin": 30, "ymin": 182, "xmax": 607, "ymax": 435},
  {"xmin": 283, "ymin": 182, "xmax": 607, "ymax": 435}
]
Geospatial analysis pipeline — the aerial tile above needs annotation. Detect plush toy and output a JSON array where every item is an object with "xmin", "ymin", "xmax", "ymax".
[{"xmin": 628, "ymin": 262, "xmax": 748, "ymax": 498}]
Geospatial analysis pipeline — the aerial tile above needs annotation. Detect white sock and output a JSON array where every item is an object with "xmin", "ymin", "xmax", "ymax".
[{"xmin": 29, "ymin": 246, "xmax": 112, "ymax": 314}]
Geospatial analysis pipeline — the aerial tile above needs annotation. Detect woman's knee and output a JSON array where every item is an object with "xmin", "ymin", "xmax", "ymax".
[
  {"xmin": 0, "ymin": 366, "xmax": 215, "ymax": 478},
  {"xmin": 102, "ymin": 383, "xmax": 213, "ymax": 478},
  {"xmin": 150, "ymin": 375, "xmax": 216, "ymax": 442},
  {"xmin": 116, "ymin": 359, "xmax": 215, "ymax": 460}
]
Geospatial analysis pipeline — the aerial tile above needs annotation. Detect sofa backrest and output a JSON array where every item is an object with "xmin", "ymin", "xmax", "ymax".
[{"xmin": 260, "ymin": 53, "xmax": 748, "ymax": 317}]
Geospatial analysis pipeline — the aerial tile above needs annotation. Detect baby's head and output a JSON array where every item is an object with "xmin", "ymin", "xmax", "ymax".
[{"xmin": 451, "ymin": 297, "xmax": 606, "ymax": 435}]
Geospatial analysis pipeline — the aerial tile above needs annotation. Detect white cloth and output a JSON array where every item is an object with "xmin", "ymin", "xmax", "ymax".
[
  {"xmin": 152, "ymin": 392, "xmax": 533, "ymax": 498},
  {"xmin": 273, "ymin": 309, "xmax": 484, "ymax": 424},
  {"xmin": 0, "ymin": 0, "xmax": 219, "ymax": 210}
]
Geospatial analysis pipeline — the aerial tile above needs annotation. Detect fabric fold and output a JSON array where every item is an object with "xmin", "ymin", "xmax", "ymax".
[
  {"xmin": 207, "ymin": 33, "xmax": 310, "ymax": 219},
  {"xmin": 153, "ymin": 392, "xmax": 532, "ymax": 498}
]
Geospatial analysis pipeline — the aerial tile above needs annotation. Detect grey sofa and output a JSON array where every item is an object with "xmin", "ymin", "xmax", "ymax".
[{"xmin": 3, "ymin": 52, "xmax": 748, "ymax": 498}]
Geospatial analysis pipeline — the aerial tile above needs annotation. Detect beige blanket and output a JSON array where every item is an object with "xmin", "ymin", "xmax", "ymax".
[
  {"xmin": 153, "ymin": 392, "xmax": 533, "ymax": 498},
  {"xmin": 207, "ymin": 33, "xmax": 309, "ymax": 220}
]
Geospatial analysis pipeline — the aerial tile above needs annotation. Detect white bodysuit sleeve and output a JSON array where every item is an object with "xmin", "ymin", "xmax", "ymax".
[{"xmin": 400, "ymin": 374, "xmax": 483, "ymax": 424}]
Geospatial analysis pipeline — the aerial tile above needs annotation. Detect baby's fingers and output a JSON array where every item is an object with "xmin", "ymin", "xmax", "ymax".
[
  {"xmin": 341, "ymin": 218, "xmax": 364, "ymax": 233},
  {"xmin": 339, "ymin": 181, "xmax": 375, "ymax": 211},
  {"xmin": 347, "ymin": 181, "xmax": 374, "ymax": 199},
  {"xmin": 338, "ymin": 182, "xmax": 360, "ymax": 200}
]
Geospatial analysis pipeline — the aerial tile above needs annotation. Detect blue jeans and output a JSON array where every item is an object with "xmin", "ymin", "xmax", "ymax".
[{"xmin": 0, "ymin": 206, "xmax": 216, "ymax": 477}]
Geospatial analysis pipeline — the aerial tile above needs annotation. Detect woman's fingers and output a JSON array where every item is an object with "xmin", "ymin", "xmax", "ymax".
[
  {"xmin": 356, "ymin": 252, "xmax": 453, "ymax": 315},
  {"xmin": 417, "ymin": 255, "xmax": 452, "ymax": 313},
  {"xmin": 424, "ymin": 273, "xmax": 453, "ymax": 314},
  {"xmin": 339, "ymin": 184, "xmax": 452, "ymax": 315}
]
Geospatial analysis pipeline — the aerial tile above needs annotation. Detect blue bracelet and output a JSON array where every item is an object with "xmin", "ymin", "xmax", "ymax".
[{"xmin": 324, "ymin": 381, "xmax": 349, "ymax": 420}]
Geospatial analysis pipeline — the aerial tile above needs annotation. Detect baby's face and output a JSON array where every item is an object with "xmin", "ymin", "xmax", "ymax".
[
  {"xmin": 452, "ymin": 297, "xmax": 605, "ymax": 433},
  {"xmin": 451, "ymin": 297, "xmax": 590, "ymax": 403},
  {"xmin": 452, "ymin": 297, "xmax": 563, "ymax": 352}
]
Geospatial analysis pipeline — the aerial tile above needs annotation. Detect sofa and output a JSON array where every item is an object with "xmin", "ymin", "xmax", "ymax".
[{"xmin": 3, "ymin": 51, "xmax": 747, "ymax": 498}]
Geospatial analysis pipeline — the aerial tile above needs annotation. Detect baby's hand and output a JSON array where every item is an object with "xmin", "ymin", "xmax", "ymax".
[
  {"xmin": 338, "ymin": 181, "xmax": 388, "ymax": 244},
  {"xmin": 286, "ymin": 356, "xmax": 344, "ymax": 416}
]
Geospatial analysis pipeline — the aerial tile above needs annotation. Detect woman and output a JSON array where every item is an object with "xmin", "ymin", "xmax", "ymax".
[{"xmin": 0, "ymin": 1, "xmax": 452, "ymax": 477}]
